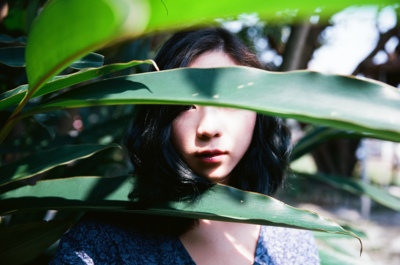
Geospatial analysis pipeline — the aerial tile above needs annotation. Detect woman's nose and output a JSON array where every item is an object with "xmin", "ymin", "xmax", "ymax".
[{"xmin": 196, "ymin": 107, "xmax": 221, "ymax": 139}]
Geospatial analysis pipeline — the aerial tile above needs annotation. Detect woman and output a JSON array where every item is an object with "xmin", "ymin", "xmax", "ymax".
[{"xmin": 51, "ymin": 28, "xmax": 320, "ymax": 265}]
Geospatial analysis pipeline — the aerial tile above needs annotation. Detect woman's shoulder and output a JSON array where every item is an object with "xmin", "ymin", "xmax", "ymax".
[
  {"xmin": 50, "ymin": 213, "xmax": 194, "ymax": 265},
  {"xmin": 255, "ymin": 226, "xmax": 320, "ymax": 265}
]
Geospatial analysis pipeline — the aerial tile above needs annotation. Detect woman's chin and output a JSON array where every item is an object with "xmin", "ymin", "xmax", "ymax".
[{"xmin": 203, "ymin": 174, "xmax": 231, "ymax": 185}]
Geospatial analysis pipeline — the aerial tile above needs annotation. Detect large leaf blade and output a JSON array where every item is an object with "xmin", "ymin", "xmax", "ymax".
[
  {"xmin": 24, "ymin": 67, "xmax": 400, "ymax": 142},
  {"xmin": 0, "ymin": 176, "xmax": 361, "ymax": 243},
  {"xmin": 0, "ymin": 144, "xmax": 118, "ymax": 188},
  {"xmin": 15, "ymin": 0, "xmax": 397, "ymax": 144},
  {"xmin": 290, "ymin": 127, "xmax": 361, "ymax": 162},
  {"xmin": 146, "ymin": 0, "xmax": 397, "ymax": 31},
  {"xmin": 0, "ymin": 46, "xmax": 104, "ymax": 69},
  {"xmin": 26, "ymin": 0, "xmax": 396, "ymax": 96},
  {"xmin": 69, "ymin": 52, "xmax": 104, "ymax": 70},
  {"xmin": 0, "ymin": 59, "xmax": 155, "ymax": 111},
  {"xmin": 295, "ymin": 171, "xmax": 400, "ymax": 211},
  {"xmin": 0, "ymin": 47, "xmax": 25, "ymax": 67},
  {"xmin": 25, "ymin": 0, "xmax": 150, "ymax": 93}
]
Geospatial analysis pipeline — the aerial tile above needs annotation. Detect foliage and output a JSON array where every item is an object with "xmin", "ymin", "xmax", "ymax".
[{"xmin": 1, "ymin": 0, "xmax": 399, "ymax": 264}]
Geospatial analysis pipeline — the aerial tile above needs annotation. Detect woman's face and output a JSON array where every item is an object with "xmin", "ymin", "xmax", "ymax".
[{"xmin": 171, "ymin": 51, "xmax": 257, "ymax": 184}]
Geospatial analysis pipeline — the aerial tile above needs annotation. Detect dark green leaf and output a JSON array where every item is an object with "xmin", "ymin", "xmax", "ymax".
[
  {"xmin": 0, "ymin": 144, "xmax": 118, "ymax": 187},
  {"xmin": 291, "ymin": 127, "xmax": 361, "ymax": 162},
  {"xmin": 0, "ymin": 47, "xmax": 103, "ymax": 69},
  {"xmin": 69, "ymin": 52, "xmax": 104, "ymax": 69},
  {"xmin": 0, "ymin": 34, "xmax": 27, "ymax": 44},
  {"xmin": 24, "ymin": 68, "xmax": 400, "ymax": 142},
  {"xmin": 295, "ymin": 171, "xmax": 400, "ymax": 211},
  {"xmin": 0, "ymin": 84, "xmax": 28, "ymax": 110},
  {"xmin": 0, "ymin": 176, "xmax": 361, "ymax": 243},
  {"xmin": 0, "ymin": 47, "xmax": 25, "ymax": 67},
  {"xmin": 0, "ymin": 60, "xmax": 155, "ymax": 111}
]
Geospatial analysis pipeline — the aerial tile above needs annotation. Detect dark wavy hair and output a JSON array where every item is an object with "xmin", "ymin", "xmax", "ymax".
[{"xmin": 124, "ymin": 28, "xmax": 291, "ymax": 235}]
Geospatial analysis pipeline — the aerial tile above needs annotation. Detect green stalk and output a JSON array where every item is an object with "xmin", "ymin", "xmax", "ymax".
[{"xmin": 0, "ymin": 88, "xmax": 36, "ymax": 143}]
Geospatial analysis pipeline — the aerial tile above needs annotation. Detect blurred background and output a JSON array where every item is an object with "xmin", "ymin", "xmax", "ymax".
[{"xmin": 0, "ymin": 1, "xmax": 399, "ymax": 264}]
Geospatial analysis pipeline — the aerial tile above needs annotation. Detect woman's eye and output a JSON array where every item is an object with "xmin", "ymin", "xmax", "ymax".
[{"xmin": 182, "ymin": 105, "xmax": 196, "ymax": 111}]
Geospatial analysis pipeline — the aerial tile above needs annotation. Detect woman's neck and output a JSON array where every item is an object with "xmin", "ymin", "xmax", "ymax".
[{"xmin": 180, "ymin": 220, "xmax": 260, "ymax": 265}]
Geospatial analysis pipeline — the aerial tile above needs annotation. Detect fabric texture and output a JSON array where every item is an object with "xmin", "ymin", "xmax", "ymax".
[{"xmin": 50, "ymin": 218, "xmax": 320, "ymax": 265}]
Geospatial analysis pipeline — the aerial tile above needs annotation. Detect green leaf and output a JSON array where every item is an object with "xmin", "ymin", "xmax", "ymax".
[
  {"xmin": 0, "ymin": 47, "xmax": 104, "ymax": 69},
  {"xmin": 0, "ymin": 48, "xmax": 103, "ymax": 69},
  {"xmin": 0, "ymin": 176, "xmax": 361, "ymax": 243},
  {"xmin": 295, "ymin": 171, "xmax": 400, "ymax": 211},
  {"xmin": 0, "ymin": 60, "xmax": 155, "ymax": 111},
  {"xmin": 291, "ymin": 127, "xmax": 361, "ymax": 162},
  {"xmin": 0, "ymin": 47, "xmax": 25, "ymax": 67},
  {"xmin": 9, "ymin": 0, "xmax": 394, "ymax": 144},
  {"xmin": 0, "ymin": 144, "xmax": 118, "ymax": 188},
  {"xmin": 24, "ymin": 67, "xmax": 400, "ymax": 142},
  {"xmin": 26, "ymin": 0, "xmax": 150, "ymax": 93},
  {"xmin": 317, "ymin": 233, "xmax": 375, "ymax": 265},
  {"xmin": 314, "ymin": 227, "xmax": 367, "ymax": 239},
  {"xmin": 69, "ymin": 52, "xmax": 104, "ymax": 70},
  {"xmin": 146, "ymin": 0, "xmax": 396, "ymax": 31},
  {"xmin": 0, "ymin": 84, "xmax": 28, "ymax": 110},
  {"xmin": 0, "ymin": 220, "xmax": 71, "ymax": 265},
  {"xmin": 0, "ymin": 34, "xmax": 27, "ymax": 44},
  {"xmin": 318, "ymin": 245, "xmax": 372, "ymax": 265},
  {"xmin": 0, "ymin": 47, "xmax": 103, "ymax": 69},
  {"xmin": 25, "ymin": 0, "xmax": 396, "ymax": 96}
]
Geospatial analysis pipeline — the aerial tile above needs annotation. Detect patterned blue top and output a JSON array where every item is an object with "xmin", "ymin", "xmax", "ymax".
[{"xmin": 50, "ymin": 219, "xmax": 320, "ymax": 264}]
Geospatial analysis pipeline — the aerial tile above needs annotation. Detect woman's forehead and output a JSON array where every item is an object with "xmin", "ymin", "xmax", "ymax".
[{"xmin": 189, "ymin": 51, "xmax": 238, "ymax": 68}]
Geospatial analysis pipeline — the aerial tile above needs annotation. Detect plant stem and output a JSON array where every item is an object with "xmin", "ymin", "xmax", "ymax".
[{"xmin": 0, "ymin": 86, "xmax": 37, "ymax": 144}]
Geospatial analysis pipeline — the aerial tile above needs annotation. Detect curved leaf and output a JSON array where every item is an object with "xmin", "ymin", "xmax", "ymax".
[
  {"xmin": 0, "ymin": 47, "xmax": 104, "ymax": 69},
  {"xmin": 24, "ymin": 67, "xmax": 400, "ymax": 142},
  {"xmin": 318, "ymin": 245, "xmax": 371, "ymax": 265},
  {"xmin": 26, "ymin": 0, "xmax": 150, "ymax": 93},
  {"xmin": 0, "ymin": 60, "xmax": 155, "ymax": 111},
  {"xmin": 0, "ymin": 47, "xmax": 25, "ymax": 67},
  {"xmin": 0, "ymin": 176, "xmax": 361, "ymax": 244},
  {"xmin": 146, "ymin": 0, "xmax": 396, "ymax": 31},
  {"xmin": 291, "ymin": 127, "xmax": 361, "ymax": 162},
  {"xmin": 295, "ymin": 171, "xmax": 400, "ymax": 211},
  {"xmin": 26, "ymin": 0, "xmax": 396, "ymax": 95},
  {"xmin": 3, "ymin": 0, "xmax": 393, "ymax": 144},
  {"xmin": 0, "ymin": 34, "xmax": 27, "ymax": 44},
  {"xmin": 0, "ymin": 84, "xmax": 28, "ymax": 110},
  {"xmin": 69, "ymin": 52, "xmax": 104, "ymax": 70},
  {"xmin": 0, "ymin": 144, "xmax": 118, "ymax": 188}
]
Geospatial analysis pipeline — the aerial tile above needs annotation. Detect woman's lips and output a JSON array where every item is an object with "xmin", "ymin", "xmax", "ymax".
[{"xmin": 196, "ymin": 150, "xmax": 227, "ymax": 163}]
